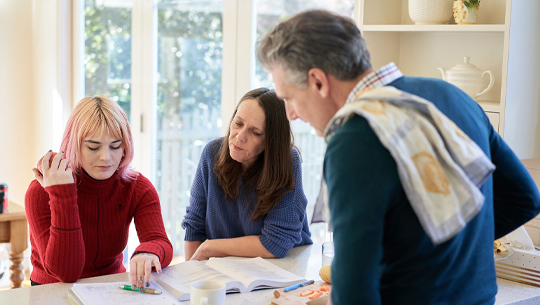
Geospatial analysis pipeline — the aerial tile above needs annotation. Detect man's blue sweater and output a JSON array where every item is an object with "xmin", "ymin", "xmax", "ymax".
[
  {"xmin": 182, "ymin": 138, "xmax": 312, "ymax": 258},
  {"xmin": 326, "ymin": 76, "xmax": 540, "ymax": 304}
]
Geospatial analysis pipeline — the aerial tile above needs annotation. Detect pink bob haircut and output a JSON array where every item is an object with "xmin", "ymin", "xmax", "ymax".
[{"xmin": 41, "ymin": 95, "xmax": 137, "ymax": 181}]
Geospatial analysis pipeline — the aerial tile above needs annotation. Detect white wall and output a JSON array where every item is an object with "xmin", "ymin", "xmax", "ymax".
[
  {"xmin": 0, "ymin": 0, "xmax": 35, "ymax": 205},
  {"xmin": 0, "ymin": 0, "xmax": 69, "ymax": 206},
  {"xmin": 33, "ymin": 0, "xmax": 70, "ymax": 159},
  {"xmin": 504, "ymin": 0, "xmax": 540, "ymax": 159}
]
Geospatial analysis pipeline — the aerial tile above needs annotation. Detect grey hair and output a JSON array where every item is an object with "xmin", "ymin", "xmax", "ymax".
[{"xmin": 257, "ymin": 9, "xmax": 372, "ymax": 89}]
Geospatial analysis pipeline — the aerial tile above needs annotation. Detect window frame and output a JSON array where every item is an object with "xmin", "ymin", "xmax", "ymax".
[
  {"xmin": 70, "ymin": 0, "xmax": 362, "ymax": 257},
  {"xmin": 72, "ymin": 0, "xmax": 362, "ymax": 177}
]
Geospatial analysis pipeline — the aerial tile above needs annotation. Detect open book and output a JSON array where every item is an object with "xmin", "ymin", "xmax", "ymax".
[{"xmin": 152, "ymin": 257, "xmax": 306, "ymax": 301}]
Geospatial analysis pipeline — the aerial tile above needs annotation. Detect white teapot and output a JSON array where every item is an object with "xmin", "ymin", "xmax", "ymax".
[{"xmin": 438, "ymin": 56, "xmax": 494, "ymax": 101}]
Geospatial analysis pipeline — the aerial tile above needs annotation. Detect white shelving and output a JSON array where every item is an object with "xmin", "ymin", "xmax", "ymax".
[
  {"xmin": 357, "ymin": 0, "xmax": 540, "ymax": 159},
  {"xmin": 478, "ymin": 100, "xmax": 502, "ymax": 113},
  {"xmin": 362, "ymin": 24, "xmax": 506, "ymax": 32}
]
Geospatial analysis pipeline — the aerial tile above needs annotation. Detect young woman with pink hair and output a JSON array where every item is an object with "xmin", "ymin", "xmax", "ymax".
[{"xmin": 25, "ymin": 96, "xmax": 172, "ymax": 291}]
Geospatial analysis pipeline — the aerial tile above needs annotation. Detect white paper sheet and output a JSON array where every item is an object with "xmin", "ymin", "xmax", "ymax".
[{"xmin": 70, "ymin": 280, "xmax": 180, "ymax": 305}]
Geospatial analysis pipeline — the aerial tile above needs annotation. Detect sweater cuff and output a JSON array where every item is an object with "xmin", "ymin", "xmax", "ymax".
[
  {"xmin": 183, "ymin": 225, "xmax": 207, "ymax": 241},
  {"xmin": 259, "ymin": 235, "xmax": 288, "ymax": 258},
  {"xmin": 133, "ymin": 243, "xmax": 165, "ymax": 262},
  {"xmin": 45, "ymin": 183, "xmax": 80, "ymax": 230}
]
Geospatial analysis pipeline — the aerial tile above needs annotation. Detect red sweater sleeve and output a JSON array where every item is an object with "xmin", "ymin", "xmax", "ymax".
[
  {"xmin": 131, "ymin": 176, "xmax": 173, "ymax": 268},
  {"xmin": 25, "ymin": 180, "xmax": 85, "ymax": 282}
]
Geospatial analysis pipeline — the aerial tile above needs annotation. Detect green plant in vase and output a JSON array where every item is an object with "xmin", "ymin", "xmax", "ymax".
[
  {"xmin": 453, "ymin": 0, "xmax": 481, "ymax": 24},
  {"xmin": 463, "ymin": 0, "xmax": 480, "ymax": 9}
]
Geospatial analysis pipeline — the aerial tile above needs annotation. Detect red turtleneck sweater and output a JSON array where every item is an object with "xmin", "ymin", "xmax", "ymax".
[{"xmin": 25, "ymin": 171, "xmax": 173, "ymax": 284}]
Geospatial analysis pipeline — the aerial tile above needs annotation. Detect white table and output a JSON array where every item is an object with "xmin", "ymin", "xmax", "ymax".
[{"xmin": 0, "ymin": 243, "xmax": 539, "ymax": 305}]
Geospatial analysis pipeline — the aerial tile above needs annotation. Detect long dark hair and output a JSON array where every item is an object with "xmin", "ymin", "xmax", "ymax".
[{"xmin": 214, "ymin": 88, "xmax": 296, "ymax": 222}]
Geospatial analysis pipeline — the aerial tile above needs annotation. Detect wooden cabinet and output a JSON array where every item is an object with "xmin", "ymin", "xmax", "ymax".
[
  {"xmin": 356, "ymin": 0, "xmax": 540, "ymax": 158},
  {"xmin": 0, "ymin": 202, "xmax": 28, "ymax": 288}
]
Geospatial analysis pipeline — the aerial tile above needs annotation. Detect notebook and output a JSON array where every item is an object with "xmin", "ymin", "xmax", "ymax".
[
  {"xmin": 152, "ymin": 257, "xmax": 306, "ymax": 301},
  {"xmin": 67, "ymin": 279, "xmax": 180, "ymax": 305}
]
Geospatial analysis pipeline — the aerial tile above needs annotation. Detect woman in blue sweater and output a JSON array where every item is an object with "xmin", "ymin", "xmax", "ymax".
[{"xmin": 182, "ymin": 88, "xmax": 312, "ymax": 260}]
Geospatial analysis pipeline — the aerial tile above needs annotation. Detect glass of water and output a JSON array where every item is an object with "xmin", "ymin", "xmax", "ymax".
[{"xmin": 322, "ymin": 241, "xmax": 334, "ymax": 267}]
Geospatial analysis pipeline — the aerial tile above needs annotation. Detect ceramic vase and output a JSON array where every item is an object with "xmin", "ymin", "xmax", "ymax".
[
  {"xmin": 408, "ymin": 0, "xmax": 454, "ymax": 25},
  {"xmin": 453, "ymin": 0, "xmax": 481, "ymax": 24}
]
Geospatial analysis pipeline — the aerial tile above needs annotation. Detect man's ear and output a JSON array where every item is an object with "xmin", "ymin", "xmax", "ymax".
[{"xmin": 307, "ymin": 68, "xmax": 330, "ymax": 98}]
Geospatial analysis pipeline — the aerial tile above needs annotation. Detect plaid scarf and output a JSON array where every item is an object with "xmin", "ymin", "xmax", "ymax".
[{"xmin": 320, "ymin": 86, "xmax": 495, "ymax": 244}]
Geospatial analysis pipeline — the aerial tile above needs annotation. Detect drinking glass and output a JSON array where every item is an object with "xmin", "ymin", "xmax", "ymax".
[{"xmin": 322, "ymin": 241, "xmax": 334, "ymax": 267}]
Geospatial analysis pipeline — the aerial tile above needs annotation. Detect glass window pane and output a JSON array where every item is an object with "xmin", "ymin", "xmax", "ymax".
[
  {"xmin": 156, "ymin": 0, "xmax": 223, "ymax": 256},
  {"xmin": 254, "ymin": 0, "xmax": 354, "ymax": 243},
  {"xmin": 84, "ymin": 0, "xmax": 134, "ymax": 268},
  {"xmin": 84, "ymin": 0, "xmax": 133, "ymax": 118},
  {"xmin": 254, "ymin": 0, "xmax": 354, "ymax": 89}
]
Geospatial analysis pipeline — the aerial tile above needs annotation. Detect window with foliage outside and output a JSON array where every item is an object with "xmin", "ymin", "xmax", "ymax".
[
  {"xmin": 82, "ymin": 0, "xmax": 349, "ymax": 258},
  {"xmin": 254, "ymin": 0, "xmax": 354, "ymax": 242},
  {"xmin": 155, "ymin": 0, "xmax": 223, "ymax": 255},
  {"xmin": 84, "ymin": 0, "xmax": 132, "ymax": 118}
]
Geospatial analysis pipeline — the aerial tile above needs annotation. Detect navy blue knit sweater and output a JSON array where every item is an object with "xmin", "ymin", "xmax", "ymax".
[
  {"xmin": 326, "ymin": 76, "xmax": 540, "ymax": 305},
  {"xmin": 182, "ymin": 138, "xmax": 312, "ymax": 258}
]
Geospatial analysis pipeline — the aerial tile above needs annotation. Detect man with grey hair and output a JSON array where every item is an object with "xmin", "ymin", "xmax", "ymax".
[{"xmin": 258, "ymin": 9, "xmax": 540, "ymax": 305}]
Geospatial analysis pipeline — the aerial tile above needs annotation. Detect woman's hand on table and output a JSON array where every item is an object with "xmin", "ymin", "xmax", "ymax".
[
  {"xmin": 189, "ymin": 237, "xmax": 276, "ymax": 260},
  {"xmin": 129, "ymin": 252, "xmax": 162, "ymax": 291},
  {"xmin": 190, "ymin": 240, "xmax": 212, "ymax": 261},
  {"xmin": 32, "ymin": 151, "xmax": 74, "ymax": 188}
]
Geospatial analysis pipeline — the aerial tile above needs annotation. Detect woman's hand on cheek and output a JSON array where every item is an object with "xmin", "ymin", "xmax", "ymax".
[
  {"xmin": 129, "ymin": 253, "xmax": 162, "ymax": 291},
  {"xmin": 33, "ymin": 151, "xmax": 74, "ymax": 188}
]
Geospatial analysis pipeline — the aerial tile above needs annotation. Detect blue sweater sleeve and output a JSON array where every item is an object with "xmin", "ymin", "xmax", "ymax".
[
  {"xmin": 259, "ymin": 148, "xmax": 309, "ymax": 258},
  {"xmin": 490, "ymin": 126, "xmax": 540, "ymax": 238},
  {"xmin": 182, "ymin": 141, "xmax": 216, "ymax": 241},
  {"xmin": 325, "ymin": 116, "xmax": 402, "ymax": 305}
]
